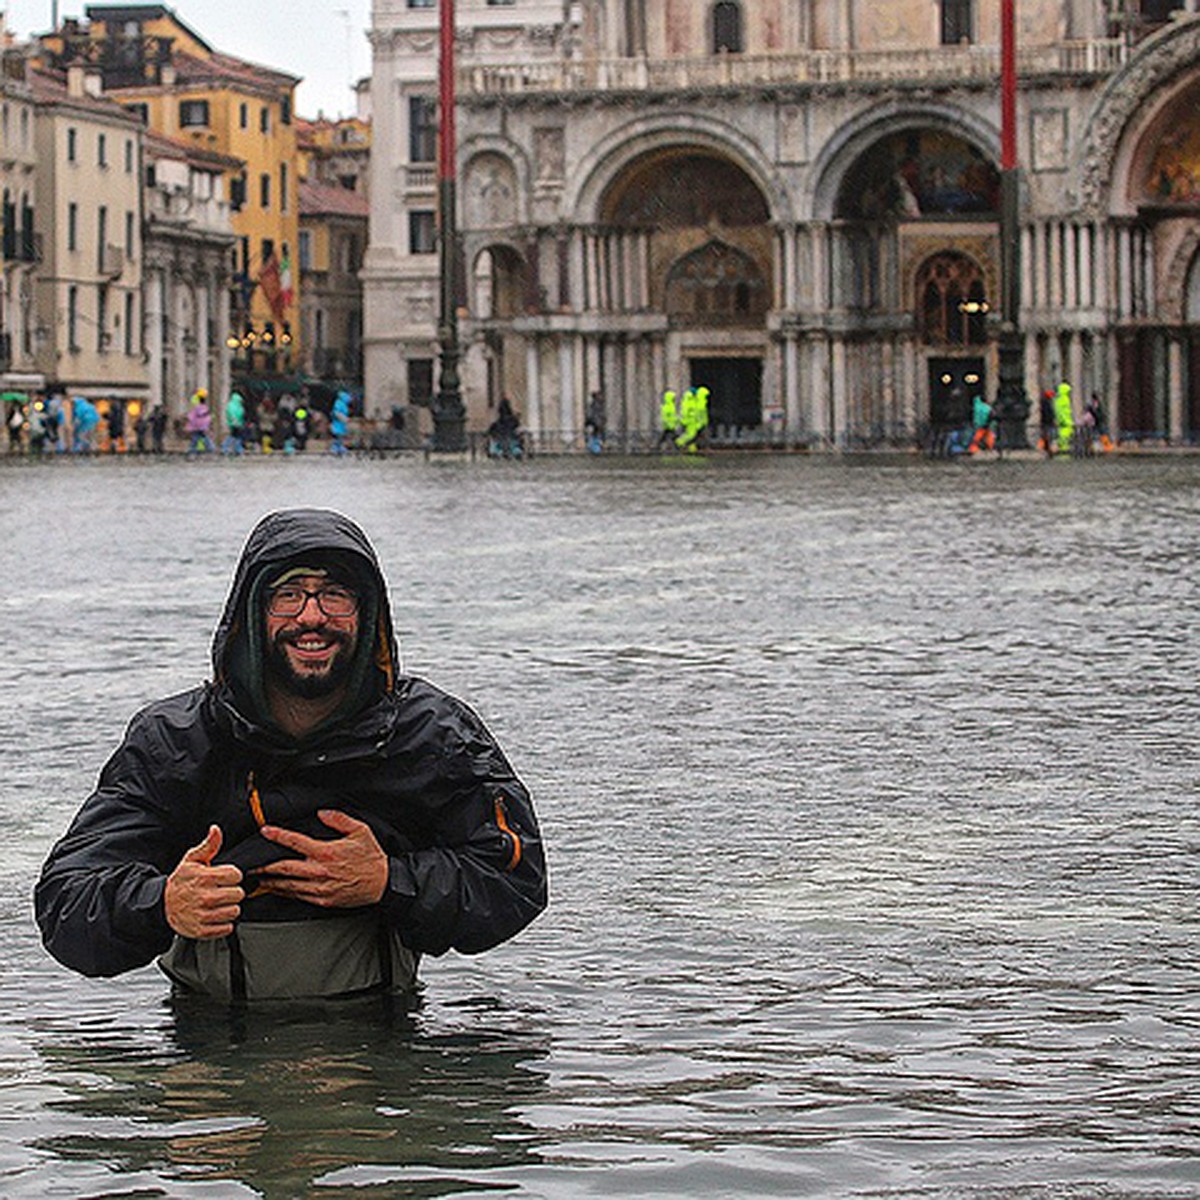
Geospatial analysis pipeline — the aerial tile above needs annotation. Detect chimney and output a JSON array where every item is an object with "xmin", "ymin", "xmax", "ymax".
[
  {"xmin": 84, "ymin": 70, "xmax": 103, "ymax": 97},
  {"xmin": 66, "ymin": 63, "xmax": 85, "ymax": 96}
]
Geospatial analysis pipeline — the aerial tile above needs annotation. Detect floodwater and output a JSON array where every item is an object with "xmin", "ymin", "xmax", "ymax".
[{"xmin": 1, "ymin": 450, "xmax": 1197, "ymax": 1199}]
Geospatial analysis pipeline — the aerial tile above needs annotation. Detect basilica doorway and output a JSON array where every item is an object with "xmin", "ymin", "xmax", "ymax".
[
  {"xmin": 927, "ymin": 357, "xmax": 985, "ymax": 430},
  {"xmin": 689, "ymin": 356, "xmax": 763, "ymax": 432}
]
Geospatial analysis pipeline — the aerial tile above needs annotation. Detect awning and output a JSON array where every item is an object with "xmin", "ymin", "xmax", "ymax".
[
  {"xmin": 53, "ymin": 385, "xmax": 151, "ymax": 401},
  {"xmin": 1, "ymin": 372, "xmax": 46, "ymax": 394}
]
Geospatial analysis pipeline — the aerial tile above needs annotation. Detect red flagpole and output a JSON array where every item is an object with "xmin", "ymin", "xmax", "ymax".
[{"xmin": 434, "ymin": 0, "xmax": 465, "ymax": 451}]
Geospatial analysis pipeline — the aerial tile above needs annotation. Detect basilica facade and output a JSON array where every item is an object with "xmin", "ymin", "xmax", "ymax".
[{"xmin": 365, "ymin": 0, "xmax": 1200, "ymax": 448}]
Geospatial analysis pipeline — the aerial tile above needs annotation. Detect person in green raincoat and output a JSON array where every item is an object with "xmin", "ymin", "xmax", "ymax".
[
  {"xmin": 658, "ymin": 389, "xmax": 680, "ymax": 449},
  {"xmin": 1054, "ymin": 382, "xmax": 1074, "ymax": 455},
  {"xmin": 676, "ymin": 388, "xmax": 703, "ymax": 453}
]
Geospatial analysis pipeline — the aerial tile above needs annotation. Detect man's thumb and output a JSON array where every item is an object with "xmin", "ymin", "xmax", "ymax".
[{"xmin": 184, "ymin": 824, "xmax": 223, "ymax": 864}]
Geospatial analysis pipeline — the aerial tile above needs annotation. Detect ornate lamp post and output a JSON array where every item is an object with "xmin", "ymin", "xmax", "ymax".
[
  {"xmin": 433, "ymin": 0, "xmax": 466, "ymax": 452},
  {"xmin": 995, "ymin": 0, "xmax": 1030, "ymax": 449}
]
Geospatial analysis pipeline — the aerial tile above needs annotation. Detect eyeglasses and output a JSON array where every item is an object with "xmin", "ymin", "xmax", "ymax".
[{"xmin": 266, "ymin": 583, "xmax": 359, "ymax": 618}]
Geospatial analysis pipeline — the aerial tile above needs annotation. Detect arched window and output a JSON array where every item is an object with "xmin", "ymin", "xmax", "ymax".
[
  {"xmin": 941, "ymin": 0, "xmax": 972, "ymax": 44},
  {"xmin": 916, "ymin": 253, "xmax": 989, "ymax": 345},
  {"xmin": 713, "ymin": 1, "xmax": 743, "ymax": 53}
]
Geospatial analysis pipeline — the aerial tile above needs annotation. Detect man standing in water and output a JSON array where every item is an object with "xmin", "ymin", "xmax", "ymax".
[{"xmin": 35, "ymin": 508, "xmax": 547, "ymax": 1002}]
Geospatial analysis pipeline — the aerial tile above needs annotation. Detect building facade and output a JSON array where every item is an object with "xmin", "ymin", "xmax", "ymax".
[
  {"xmin": 366, "ymin": 0, "xmax": 1200, "ymax": 448},
  {"xmin": 43, "ymin": 4, "xmax": 301, "ymax": 402},
  {"xmin": 2, "ymin": 38, "xmax": 46, "ymax": 400},
  {"xmin": 141, "ymin": 129, "xmax": 237, "ymax": 421},
  {"xmin": 31, "ymin": 64, "xmax": 148, "ymax": 410},
  {"xmin": 298, "ymin": 177, "xmax": 367, "ymax": 397}
]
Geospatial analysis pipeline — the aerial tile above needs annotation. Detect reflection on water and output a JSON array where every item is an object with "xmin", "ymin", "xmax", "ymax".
[
  {"xmin": 2, "ymin": 454, "xmax": 1199, "ymax": 1197},
  {"xmin": 31, "ymin": 1000, "xmax": 549, "ymax": 1199}
]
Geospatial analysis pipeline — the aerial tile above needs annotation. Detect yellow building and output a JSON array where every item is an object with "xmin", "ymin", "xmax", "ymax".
[{"xmin": 43, "ymin": 4, "xmax": 301, "ymax": 393}]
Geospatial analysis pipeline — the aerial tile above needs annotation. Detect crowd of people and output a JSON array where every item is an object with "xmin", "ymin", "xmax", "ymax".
[
  {"xmin": 4, "ymin": 385, "xmax": 362, "ymax": 458},
  {"xmin": 1037, "ymin": 383, "xmax": 1114, "ymax": 457},
  {"xmin": 659, "ymin": 385, "xmax": 711, "ymax": 453},
  {"xmin": 3, "ymin": 378, "xmax": 1123, "ymax": 460},
  {"xmin": 930, "ymin": 379, "xmax": 1114, "ymax": 458}
]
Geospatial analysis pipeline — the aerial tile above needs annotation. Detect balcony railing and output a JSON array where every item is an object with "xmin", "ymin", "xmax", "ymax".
[
  {"xmin": 404, "ymin": 165, "xmax": 437, "ymax": 192},
  {"xmin": 462, "ymin": 39, "xmax": 1129, "ymax": 97},
  {"xmin": 146, "ymin": 189, "xmax": 232, "ymax": 230}
]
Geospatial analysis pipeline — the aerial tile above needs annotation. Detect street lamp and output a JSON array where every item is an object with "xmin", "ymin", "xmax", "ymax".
[
  {"xmin": 994, "ymin": 0, "xmax": 1030, "ymax": 449},
  {"xmin": 433, "ymin": 0, "xmax": 466, "ymax": 452}
]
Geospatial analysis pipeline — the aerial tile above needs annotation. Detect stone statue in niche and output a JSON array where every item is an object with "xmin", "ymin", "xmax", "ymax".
[
  {"xmin": 534, "ymin": 128, "xmax": 565, "ymax": 184},
  {"xmin": 467, "ymin": 155, "xmax": 518, "ymax": 227}
]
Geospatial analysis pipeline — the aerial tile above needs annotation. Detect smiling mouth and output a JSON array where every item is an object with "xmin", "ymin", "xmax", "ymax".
[{"xmin": 280, "ymin": 631, "xmax": 348, "ymax": 665}]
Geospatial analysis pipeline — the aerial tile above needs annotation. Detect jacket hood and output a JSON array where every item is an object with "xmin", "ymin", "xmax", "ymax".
[{"xmin": 212, "ymin": 508, "xmax": 400, "ymax": 736}]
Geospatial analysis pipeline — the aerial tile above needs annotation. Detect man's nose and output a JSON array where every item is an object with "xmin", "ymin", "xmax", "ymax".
[{"xmin": 295, "ymin": 594, "xmax": 327, "ymax": 624}]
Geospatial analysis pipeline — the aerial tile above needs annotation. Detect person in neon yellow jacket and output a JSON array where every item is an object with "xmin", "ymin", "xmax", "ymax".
[
  {"xmin": 1054, "ymin": 382, "xmax": 1074, "ymax": 455},
  {"xmin": 658, "ymin": 389, "xmax": 680, "ymax": 449},
  {"xmin": 675, "ymin": 389, "xmax": 697, "ymax": 452},
  {"xmin": 676, "ymin": 386, "xmax": 711, "ymax": 453}
]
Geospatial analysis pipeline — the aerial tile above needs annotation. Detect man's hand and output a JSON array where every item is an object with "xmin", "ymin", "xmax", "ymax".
[
  {"xmin": 164, "ymin": 825, "xmax": 244, "ymax": 939},
  {"xmin": 255, "ymin": 810, "xmax": 389, "ymax": 908}
]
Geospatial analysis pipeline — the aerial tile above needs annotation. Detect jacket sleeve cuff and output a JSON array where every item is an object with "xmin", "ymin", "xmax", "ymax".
[{"xmin": 382, "ymin": 856, "xmax": 418, "ymax": 918}]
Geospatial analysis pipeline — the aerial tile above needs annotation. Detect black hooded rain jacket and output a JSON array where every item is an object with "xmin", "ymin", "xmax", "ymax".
[{"xmin": 34, "ymin": 508, "xmax": 547, "ymax": 999}]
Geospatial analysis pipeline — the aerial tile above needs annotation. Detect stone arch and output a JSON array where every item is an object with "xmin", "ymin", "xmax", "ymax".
[
  {"xmin": 808, "ymin": 103, "xmax": 1000, "ymax": 221},
  {"xmin": 595, "ymin": 145, "xmax": 775, "ymax": 312},
  {"xmin": 1079, "ymin": 18, "xmax": 1200, "ymax": 216},
  {"xmin": 1117, "ymin": 70, "xmax": 1200, "ymax": 226},
  {"xmin": 470, "ymin": 241, "xmax": 530, "ymax": 319},
  {"xmin": 460, "ymin": 134, "xmax": 531, "ymax": 214},
  {"xmin": 564, "ymin": 113, "xmax": 791, "ymax": 226},
  {"xmin": 600, "ymin": 149, "xmax": 771, "ymax": 228},
  {"xmin": 1186, "ymin": 247, "xmax": 1200, "ymax": 323},
  {"xmin": 468, "ymin": 241, "xmax": 530, "ymax": 410},
  {"xmin": 1159, "ymin": 229, "xmax": 1200, "ymax": 324}
]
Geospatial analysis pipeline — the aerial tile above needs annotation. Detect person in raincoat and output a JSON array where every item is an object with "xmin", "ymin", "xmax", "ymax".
[
  {"xmin": 186, "ymin": 389, "xmax": 213, "ymax": 454},
  {"xmin": 967, "ymin": 393, "xmax": 995, "ymax": 454},
  {"xmin": 695, "ymin": 386, "xmax": 711, "ymax": 447},
  {"xmin": 222, "ymin": 388, "xmax": 246, "ymax": 455},
  {"xmin": 71, "ymin": 396, "xmax": 100, "ymax": 453},
  {"xmin": 676, "ymin": 387, "xmax": 707, "ymax": 454},
  {"xmin": 1054, "ymin": 382, "xmax": 1074, "ymax": 456},
  {"xmin": 658, "ymin": 389, "xmax": 680, "ymax": 449},
  {"xmin": 35, "ymin": 508, "xmax": 547, "ymax": 1003},
  {"xmin": 330, "ymin": 390, "xmax": 352, "ymax": 456}
]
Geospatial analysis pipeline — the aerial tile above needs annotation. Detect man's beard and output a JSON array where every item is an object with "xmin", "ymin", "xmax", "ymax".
[{"xmin": 266, "ymin": 629, "xmax": 356, "ymax": 699}]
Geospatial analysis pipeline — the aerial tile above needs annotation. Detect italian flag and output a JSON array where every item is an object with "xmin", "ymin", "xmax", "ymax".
[{"xmin": 280, "ymin": 248, "xmax": 294, "ymax": 310}]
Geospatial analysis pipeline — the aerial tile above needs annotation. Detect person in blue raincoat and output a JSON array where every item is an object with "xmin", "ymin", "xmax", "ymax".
[
  {"xmin": 330, "ymin": 390, "xmax": 352, "ymax": 456},
  {"xmin": 72, "ymin": 396, "xmax": 100, "ymax": 453}
]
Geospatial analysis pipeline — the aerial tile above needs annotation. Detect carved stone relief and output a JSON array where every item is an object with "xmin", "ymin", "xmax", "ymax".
[
  {"xmin": 534, "ymin": 128, "xmax": 565, "ymax": 185},
  {"xmin": 1031, "ymin": 108, "xmax": 1068, "ymax": 173},
  {"xmin": 465, "ymin": 153, "xmax": 519, "ymax": 227},
  {"xmin": 778, "ymin": 105, "xmax": 808, "ymax": 165}
]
